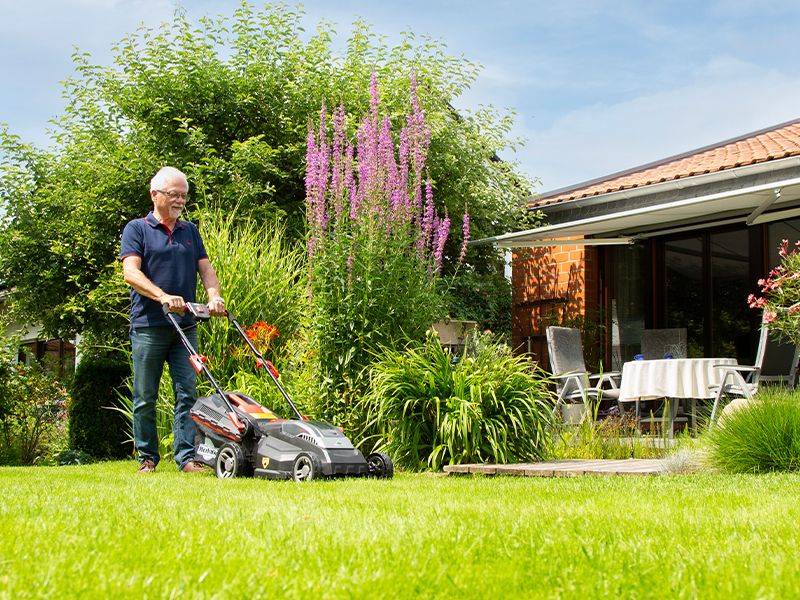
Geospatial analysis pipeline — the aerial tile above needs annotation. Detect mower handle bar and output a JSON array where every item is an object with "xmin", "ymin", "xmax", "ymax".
[
  {"xmin": 161, "ymin": 304, "xmax": 243, "ymax": 431},
  {"xmin": 223, "ymin": 312, "xmax": 304, "ymax": 421},
  {"xmin": 162, "ymin": 302, "xmax": 305, "ymax": 421}
]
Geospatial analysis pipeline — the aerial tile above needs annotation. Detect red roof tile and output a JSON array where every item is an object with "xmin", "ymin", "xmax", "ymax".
[{"xmin": 536, "ymin": 119, "xmax": 800, "ymax": 206}]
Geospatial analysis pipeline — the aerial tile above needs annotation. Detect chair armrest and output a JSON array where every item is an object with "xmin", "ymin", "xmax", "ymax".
[
  {"xmin": 589, "ymin": 371, "xmax": 620, "ymax": 379},
  {"xmin": 551, "ymin": 372, "xmax": 586, "ymax": 381},
  {"xmin": 713, "ymin": 365, "xmax": 758, "ymax": 373},
  {"xmin": 590, "ymin": 371, "xmax": 621, "ymax": 389}
]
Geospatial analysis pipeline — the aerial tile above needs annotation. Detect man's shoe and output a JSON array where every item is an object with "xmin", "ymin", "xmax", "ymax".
[
  {"xmin": 137, "ymin": 459, "xmax": 156, "ymax": 473},
  {"xmin": 181, "ymin": 461, "xmax": 209, "ymax": 473}
]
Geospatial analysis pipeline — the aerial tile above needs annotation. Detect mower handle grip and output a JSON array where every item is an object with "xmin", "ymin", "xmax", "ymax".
[{"xmin": 162, "ymin": 302, "xmax": 214, "ymax": 321}]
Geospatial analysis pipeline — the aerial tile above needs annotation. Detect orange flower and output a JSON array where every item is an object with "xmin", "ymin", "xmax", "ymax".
[{"xmin": 244, "ymin": 321, "xmax": 280, "ymax": 353}]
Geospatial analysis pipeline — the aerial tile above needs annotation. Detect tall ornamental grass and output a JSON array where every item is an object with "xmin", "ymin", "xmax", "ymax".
[
  {"xmin": 548, "ymin": 406, "xmax": 671, "ymax": 460},
  {"xmin": 117, "ymin": 209, "xmax": 310, "ymax": 457},
  {"xmin": 358, "ymin": 331, "xmax": 554, "ymax": 470},
  {"xmin": 305, "ymin": 74, "xmax": 468, "ymax": 426},
  {"xmin": 195, "ymin": 207, "xmax": 307, "ymax": 376},
  {"xmin": 705, "ymin": 387, "xmax": 800, "ymax": 473}
]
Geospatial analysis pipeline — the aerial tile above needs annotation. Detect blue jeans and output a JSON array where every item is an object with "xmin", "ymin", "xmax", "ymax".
[{"xmin": 130, "ymin": 326, "xmax": 198, "ymax": 469}]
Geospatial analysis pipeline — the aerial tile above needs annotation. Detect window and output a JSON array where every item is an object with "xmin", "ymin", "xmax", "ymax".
[{"xmin": 17, "ymin": 338, "xmax": 76, "ymax": 378}]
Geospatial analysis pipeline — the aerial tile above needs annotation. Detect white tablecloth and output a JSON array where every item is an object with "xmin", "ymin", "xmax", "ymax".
[{"xmin": 618, "ymin": 358, "xmax": 738, "ymax": 403}]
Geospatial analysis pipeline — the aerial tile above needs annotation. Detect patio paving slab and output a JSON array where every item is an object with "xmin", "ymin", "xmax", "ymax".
[{"xmin": 443, "ymin": 458, "xmax": 668, "ymax": 477}]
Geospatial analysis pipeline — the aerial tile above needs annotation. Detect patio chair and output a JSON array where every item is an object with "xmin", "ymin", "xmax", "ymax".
[
  {"xmin": 708, "ymin": 317, "xmax": 800, "ymax": 428},
  {"xmin": 641, "ymin": 328, "xmax": 687, "ymax": 359},
  {"xmin": 546, "ymin": 326, "xmax": 620, "ymax": 418}
]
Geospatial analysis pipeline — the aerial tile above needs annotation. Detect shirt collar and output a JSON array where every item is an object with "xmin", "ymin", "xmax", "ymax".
[{"xmin": 145, "ymin": 211, "xmax": 186, "ymax": 230}]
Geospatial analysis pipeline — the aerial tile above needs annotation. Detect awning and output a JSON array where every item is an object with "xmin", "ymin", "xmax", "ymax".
[{"xmin": 473, "ymin": 176, "xmax": 800, "ymax": 248}]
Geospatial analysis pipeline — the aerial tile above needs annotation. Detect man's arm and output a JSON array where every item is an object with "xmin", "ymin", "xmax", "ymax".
[
  {"xmin": 198, "ymin": 258, "xmax": 225, "ymax": 315},
  {"xmin": 122, "ymin": 255, "xmax": 187, "ymax": 312}
]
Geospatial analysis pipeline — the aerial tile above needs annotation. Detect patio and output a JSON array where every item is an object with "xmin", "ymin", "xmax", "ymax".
[{"xmin": 443, "ymin": 458, "xmax": 669, "ymax": 477}]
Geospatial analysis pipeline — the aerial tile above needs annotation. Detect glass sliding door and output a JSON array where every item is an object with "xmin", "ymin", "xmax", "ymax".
[
  {"xmin": 659, "ymin": 226, "xmax": 757, "ymax": 360},
  {"xmin": 710, "ymin": 230, "xmax": 751, "ymax": 360},
  {"xmin": 607, "ymin": 244, "xmax": 648, "ymax": 369},
  {"xmin": 664, "ymin": 236, "xmax": 705, "ymax": 357},
  {"xmin": 768, "ymin": 217, "xmax": 800, "ymax": 266}
]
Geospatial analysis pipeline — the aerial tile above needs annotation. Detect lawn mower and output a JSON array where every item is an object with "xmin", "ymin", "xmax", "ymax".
[{"xmin": 163, "ymin": 303, "xmax": 393, "ymax": 481}]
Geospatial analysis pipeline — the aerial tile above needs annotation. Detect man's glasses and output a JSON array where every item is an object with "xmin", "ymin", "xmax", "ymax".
[{"xmin": 156, "ymin": 189, "xmax": 189, "ymax": 201}]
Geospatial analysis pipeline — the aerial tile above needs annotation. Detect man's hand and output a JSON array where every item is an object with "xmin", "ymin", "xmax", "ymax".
[
  {"xmin": 207, "ymin": 297, "xmax": 226, "ymax": 316},
  {"xmin": 160, "ymin": 294, "xmax": 187, "ymax": 314}
]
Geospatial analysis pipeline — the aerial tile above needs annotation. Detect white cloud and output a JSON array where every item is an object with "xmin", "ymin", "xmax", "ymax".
[{"xmin": 518, "ymin": 63, "xmax": 800, "ymax": 192}]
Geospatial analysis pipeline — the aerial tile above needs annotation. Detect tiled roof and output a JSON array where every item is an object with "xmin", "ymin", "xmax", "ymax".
[{"xmin": 536, "ymin": 119, "xmax": 800, "ymax": 206}]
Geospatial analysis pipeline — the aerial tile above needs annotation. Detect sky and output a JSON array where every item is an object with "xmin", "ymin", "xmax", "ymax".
[{"xmin": 1, "ymin": 0, "xmax": 800, "ymax": 193}]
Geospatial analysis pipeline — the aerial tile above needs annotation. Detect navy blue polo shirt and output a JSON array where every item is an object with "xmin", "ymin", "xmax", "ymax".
[{"xmin": 120, "ymin": 212, "xmax": 208, "ymax": 328}]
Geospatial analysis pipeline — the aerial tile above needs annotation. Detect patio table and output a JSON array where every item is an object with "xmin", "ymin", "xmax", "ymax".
[{"xmin": 619, "ymin": 357, "xmax": 738, "ymax": 433}]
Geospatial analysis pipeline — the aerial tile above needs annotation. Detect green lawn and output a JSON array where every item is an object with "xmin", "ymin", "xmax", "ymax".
[{"xmin": 2, "ymin": 461, "xmax": 799, "ymax": 599}]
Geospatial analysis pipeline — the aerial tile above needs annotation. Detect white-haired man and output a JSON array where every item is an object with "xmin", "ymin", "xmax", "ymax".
[{"xmin": 120, "ymin": 166, "xmax": 225, "ymax": 473}]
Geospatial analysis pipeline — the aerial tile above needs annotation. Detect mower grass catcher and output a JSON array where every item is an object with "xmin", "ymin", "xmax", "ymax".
[{"xmin": 164, "ymin": 303, "xmax": 393, "ymax": 481}]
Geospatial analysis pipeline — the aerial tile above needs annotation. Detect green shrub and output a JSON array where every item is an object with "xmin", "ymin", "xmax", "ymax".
[
  {"xmin": 705, "ymin": 387, "xmax": 800, "ymax": 473},
  {"xmin": 0, "ymin": 349, "xmax": 70, "ymax": 465},
  {"xmin": 69, "ymin": 352, "xmax": 132, "ymax": 459},
  {"xmin": 55, "ymin": 448, "xmax": 93, "ymax": 465},
  {"xmin": 358, "ymin": 331, "xmax": 555, "ymax": 470}
]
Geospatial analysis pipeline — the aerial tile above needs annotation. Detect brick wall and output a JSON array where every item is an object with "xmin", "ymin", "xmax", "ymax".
[{"xmin": 511, "ymin": 241, "xmax": 600, "ymax": 369}]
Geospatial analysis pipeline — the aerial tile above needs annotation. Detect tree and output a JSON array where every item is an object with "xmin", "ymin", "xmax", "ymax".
[{"xmin": 0, "ymin": 2, "xmax": 535, "ymax": 343}]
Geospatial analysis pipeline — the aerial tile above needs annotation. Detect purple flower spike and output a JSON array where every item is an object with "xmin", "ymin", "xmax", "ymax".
[{"xmin": 305, "ymin": 73, "xmax": 451, "ymax": 282}]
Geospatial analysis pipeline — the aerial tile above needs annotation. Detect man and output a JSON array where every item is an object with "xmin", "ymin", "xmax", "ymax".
[{"xmin": 120, "ymin": 166, "xmax": 225, "ymax": 473}]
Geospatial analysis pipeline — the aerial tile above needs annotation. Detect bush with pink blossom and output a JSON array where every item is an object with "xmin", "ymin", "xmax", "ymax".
[{"xmin": 748, "ymin": 239, "xmax": 800, "ymax": 344}]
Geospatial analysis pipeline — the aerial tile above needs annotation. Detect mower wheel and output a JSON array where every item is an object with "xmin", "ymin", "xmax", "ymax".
[
  {"xmin": 216, "ymin": 442, "xmax": 246, "ymax": 479},
  {"xmin": 292, "ymin": 452, "xmax": 321, "ymax": 482},
  {"xmin": 367, "ymin": 452, "xmax": 394, "ymax": 478}
]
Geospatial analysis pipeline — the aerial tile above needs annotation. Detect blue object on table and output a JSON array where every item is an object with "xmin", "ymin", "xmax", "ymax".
[
  {"xmin": 634, "ymin": 354, "xmax": 644, "ymax": 361},
  {"xmin": 663, "ymin": 353, "xmax": 673, "ymax": 359}
]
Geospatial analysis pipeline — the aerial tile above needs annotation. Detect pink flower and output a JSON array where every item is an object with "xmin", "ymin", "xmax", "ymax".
[
  {"xmin": 458, "ymin": 208, "xmax": 470, "ymax": 263},
  {"xmin": 763, "ymin": 311, "xmax": 778, "ymax": 324}
]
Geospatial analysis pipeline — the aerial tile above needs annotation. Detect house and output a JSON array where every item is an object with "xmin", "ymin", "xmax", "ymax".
[
  {"xmin": 476, "ymin": 118, "xmax": 800, "ymax": 371},
  {"xmin": 0, "ymin": 288, "xmax": 77, "ymax": 377}
]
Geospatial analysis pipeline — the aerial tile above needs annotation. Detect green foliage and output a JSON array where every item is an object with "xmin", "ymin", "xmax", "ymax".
[
  {"xmin": 55, "ymin": 448, "xmax": 93, "ymax": 466},
  {"xmin": 359, "ymin": 331, "xmax": 554, "ymax": 470},
  {"xmin": 0, "ymin": 346, "xmax": 69, "ymax": 465},
  {"xmin": 442, "ymin": 266, "xmax": 512, "ymax": 336},
  {"xmin": 68, "ymin": 352, "xmax": 132, "ymax": 460},
  {"xmin": 309, "ymin": 231, "xmax": 445, "ymax": 424},
  {"xmin": 705, "ymin": 387, "xmax": 800, "ymax": 473},
  {"xmin": 0, "ymin": 2, "xmax": 532, "ymax": 344}
]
